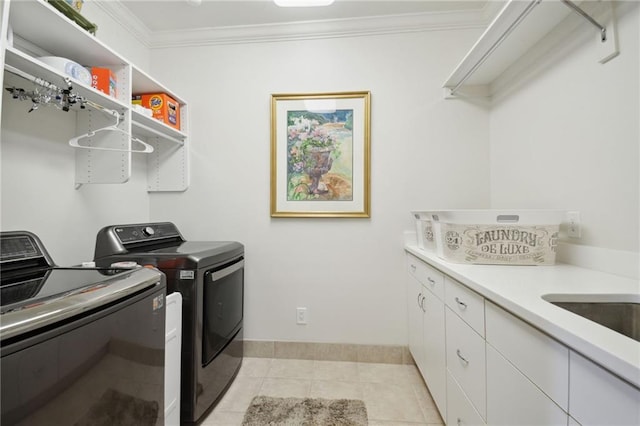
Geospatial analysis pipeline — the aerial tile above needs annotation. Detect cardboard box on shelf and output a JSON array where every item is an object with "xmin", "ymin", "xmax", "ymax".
[
  {"xmin": 137, "ymin": 93, "xmax": 181, "ymax": 130},
  {"xmin": 91, "ymin": 67, "xmax": 117, "ymax": 98}
]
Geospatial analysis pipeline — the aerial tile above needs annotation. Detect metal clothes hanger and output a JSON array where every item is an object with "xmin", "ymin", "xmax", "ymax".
[{"xmin": 69, "ymin": 110, "xmax": 154, "ymax": 153}]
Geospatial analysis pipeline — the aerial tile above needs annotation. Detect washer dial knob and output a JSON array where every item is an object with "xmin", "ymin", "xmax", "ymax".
[{"xmin": 142, "ymin": 226, "xmax": 155, "ymax": 237}]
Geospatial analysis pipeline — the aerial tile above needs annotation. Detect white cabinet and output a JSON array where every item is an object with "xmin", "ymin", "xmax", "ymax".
[
  {"xmin": 1, "ymin": 0, "xmax": 188, "ymax": 191},
  {"xmin": 446, "ymin": 372, "xmax": 485, "ymax": 426},
  {"xmin": 405, "ymin": 248, "xmax": 639, "ymax": 426},
  {"xmin": 485, "ymin": 301, "xmax": 569, "ymax": 410},
  {"xmin": 486, "ymin": 344, "xmax": 568, "ymax": 426},
  {"xmin": 422, "ymin": 286, "xmax": 446, "ymax": 420},
  {"xmin": 445, "ymin": 307, "xmax": 486, "ymax": 420},
  {"xmin": 406, "ymin": 254, "xmax": 447, "ymax": 420},
  {"xmin": 569, "ymin": 351, "xmax": 640, "ymax": 426},
  {"xmin": 445, "ymin": 277, "xmax": 485, "ymax": 337},
  {"xmin": 407, "ymin": 261, "xmax": 426, "ymax": 375},
  {"xmin": 407, "ymin": 253, "xmax": 445, "ymax": 299}
]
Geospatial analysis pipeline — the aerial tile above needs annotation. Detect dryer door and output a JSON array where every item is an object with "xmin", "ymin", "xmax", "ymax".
[{"xmin": 202, "ymin": 257, "xmax": 244, "ymax": 366}]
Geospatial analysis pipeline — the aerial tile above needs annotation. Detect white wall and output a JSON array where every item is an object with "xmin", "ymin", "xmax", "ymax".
[
  {"xmin": 147, "ymin": 29, "xmax": 490, "ymax": 345},
  {"xmin": 490, "ymin": 3, "xmax": 639, "ymax": 257}
]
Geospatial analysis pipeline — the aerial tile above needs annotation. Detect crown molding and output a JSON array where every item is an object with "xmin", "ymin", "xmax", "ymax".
[
  {"xmin": 93, "ymin": 0, "xmax": 153, "ymax": 48},
  {"xmin": 94, "ymin": 1, "xmax": 501, "ymax": 49}
]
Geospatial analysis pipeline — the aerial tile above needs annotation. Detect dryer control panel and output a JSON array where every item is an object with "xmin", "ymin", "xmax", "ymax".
[
  {"xmin": 114, "ymin": 223, "xmax": 181, "ymax": 243},
  {"xmin": 94, "ymin": 222, "xmax": 185, "ymax": 257}
]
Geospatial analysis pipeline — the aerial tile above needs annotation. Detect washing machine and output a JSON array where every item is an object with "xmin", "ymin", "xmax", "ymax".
[{"xmin": 1, "ymin": 230, "xmax": 166, "ymax": 425}]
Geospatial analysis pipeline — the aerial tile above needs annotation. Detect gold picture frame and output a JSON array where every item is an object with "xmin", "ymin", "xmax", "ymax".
[{"xmin": 270, "ymin": 91, "xmax": 371, "ymax": 218}]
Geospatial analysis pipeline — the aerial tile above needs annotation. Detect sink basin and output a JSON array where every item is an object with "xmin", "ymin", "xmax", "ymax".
[{"xmin": 542, "ymin": 294, "xmax": 640, "ymax": 343}]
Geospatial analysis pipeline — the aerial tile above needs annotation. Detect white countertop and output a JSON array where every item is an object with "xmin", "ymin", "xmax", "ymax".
[{"xmin": 405, "ymin": 244, "xmax": 640, "ymax": 388}]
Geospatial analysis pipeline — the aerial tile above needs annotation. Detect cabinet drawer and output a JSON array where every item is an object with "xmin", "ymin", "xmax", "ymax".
[
  {"xmin": 445, "ymin": 277, "xmax": 485, "ymax": 337},
  {"xmin": 487, "ymin": 344, "xmax": 568, "ymax": 426},
  {"xmin": 406, "ymin": 254, "xmax": 444, "ymax": 300},
  {"xmin": 485, "ymin": 301, "xmax": 569, "ymax": 410},
  {"xmin": 569, "ymin": 351, "xmax": 640, "ymax": 426},
  {"xmin": 447, "ymin": 372, "xmax": 485, "ymax": 426},
  {"xmin": 446, "ymin": 308, "xmax": 486, "ymax": 419}
]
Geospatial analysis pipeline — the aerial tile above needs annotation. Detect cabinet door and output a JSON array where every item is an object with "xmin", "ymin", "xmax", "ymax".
[
  {"xmin": 487, "ymin": 344, "xmax": 568, "ymax": 426},
  {"xmin": 447, "ymin": 372, "xmax": 485, "ymax": 426},
  {"xmin": 569, "ymin": 351, "xmax": 640, "ymax": 426},
  {"xmin": 446, "ymin": 308, "xmax": 486, "ymax": 419},
  {"xmin": 485, "ymin": 301, "xmax": 568, "ymax": 410},
  {"xmin": 423, "ymin": 288, "xmax": 446, "ymax": 420},
  {"xmin": 407, "ymin": 272, "xmax": 425, "ymax": 375}
]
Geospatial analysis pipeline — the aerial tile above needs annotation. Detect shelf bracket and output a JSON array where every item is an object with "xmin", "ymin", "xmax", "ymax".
[
  {"xmin": 561, "ymin": 0, "xmax": 619, "ymax": 64},
  {"xmin": 560, "ymin": 0, "xmax": 606, "ymax": 42}
]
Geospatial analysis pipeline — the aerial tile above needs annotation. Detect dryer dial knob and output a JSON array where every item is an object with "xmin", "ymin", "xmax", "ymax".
[{"xmin": 142, "ymin": 226, "xmax": 155, "ymax": 237}]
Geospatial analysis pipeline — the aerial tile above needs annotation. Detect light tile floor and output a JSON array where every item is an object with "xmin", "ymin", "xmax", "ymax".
[{"xmin": 201, "ymin": 358, "xmax": 444, "ymax": 426}]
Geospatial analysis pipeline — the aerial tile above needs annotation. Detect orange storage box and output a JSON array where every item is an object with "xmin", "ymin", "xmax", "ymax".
[
  {"xmin": 138, "ymin": 93, "xmax": 181, "ymax": 130},
  {"xmin": 91, "ymin": 67, "xmax": 117, "ymax": 98}
]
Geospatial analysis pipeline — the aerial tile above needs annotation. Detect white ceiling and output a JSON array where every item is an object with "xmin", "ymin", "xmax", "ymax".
[{"xmin": 117, "ymin": 0, "xmax": 489, "ymax": 33}]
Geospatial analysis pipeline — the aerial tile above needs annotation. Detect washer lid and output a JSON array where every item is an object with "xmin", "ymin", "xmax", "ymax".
[{"xmin": 0, "ymin": 267, "xmax": 164, "ymax": 341}]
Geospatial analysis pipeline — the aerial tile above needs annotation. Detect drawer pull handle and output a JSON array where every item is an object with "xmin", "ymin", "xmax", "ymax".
[
  {"xmin": 417, "ymin": 293, "xmax": 422, "ymax": 308},
  {"xmin": 421, "ymin": 296, "xmax": 426, "ymax": 312},
  {"xmin": 410, "ymin": 264, "xmax": 416, "ymax": 271},
  {"xmin": 427, "ymin": 277, "xmax": 436, "ymax": 285},
  {"xmin": 456, "ymin": 349, "xmax": 469, "ymax": 365},
  {"xmin": 455, "ymin": 297, "xmax": 467, "ymax": 310}
]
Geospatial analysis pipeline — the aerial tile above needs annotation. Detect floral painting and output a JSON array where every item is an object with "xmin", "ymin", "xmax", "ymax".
[
  {"xmin": 271, "ymin": 92, "xmax": 371, "ymax": 218},
  {"xmin": 286, "ymin": 110, "xmax": 353, "ymax": 201}
]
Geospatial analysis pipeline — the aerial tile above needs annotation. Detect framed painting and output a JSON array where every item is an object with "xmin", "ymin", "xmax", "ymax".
[{"xmin": 270, "ymin": 91, "xmax": 371, "ymax": 218}]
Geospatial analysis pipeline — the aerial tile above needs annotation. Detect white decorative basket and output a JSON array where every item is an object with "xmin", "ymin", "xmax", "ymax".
[
  {"xmin": 430, "ymin": 210, "xmax": 565, "ymax": 265},
  {"xmin": 411, "ymin": 211, "xmax": 436, "ymax": 251}
]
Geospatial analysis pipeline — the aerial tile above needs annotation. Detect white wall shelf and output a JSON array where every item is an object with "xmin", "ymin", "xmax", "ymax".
[
  {"xmin": 8, "ymin": 0, "xmax": 126, "ymax": 67},
  {"xmin": 5, "ymin": 46, "xmax": 128, "ymax": 112},
  {"xmin": 443, "ymin": 0, "xmax": 618, "ymax": 98},
  {"xmin": 1, "ymin": 0, "xmax": 189, "ymax": 192},
  {"xmin": 132, "ymin": 111, "xmax": 186, "ymax": 143}
]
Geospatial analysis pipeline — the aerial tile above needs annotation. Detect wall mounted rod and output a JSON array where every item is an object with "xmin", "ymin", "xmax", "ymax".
[
  {"xmin": 449, "ymin": 0, "xmax": 541, "ymax": 95},
  {"xmin": 4, "ymin": 64, "xmax": 59, "ymax": 91},
  {"xmin": 561, "ymin": 0, "xmax": 607, "ymax": 41},
  {"xmin": 5, "ymin": 64, "xmax": 118, "ymax": 118}
]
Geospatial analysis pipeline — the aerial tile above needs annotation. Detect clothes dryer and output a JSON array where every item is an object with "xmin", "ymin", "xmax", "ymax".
[{"xmin": 93, "ymin": 222, "xmax": 244, "ymax": 424}]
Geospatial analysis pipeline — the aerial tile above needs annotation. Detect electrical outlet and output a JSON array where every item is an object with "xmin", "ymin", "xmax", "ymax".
[
  {"xmin": 296, "ymin": 307, "xmax": 307, "ymax": 325},
  {"xmin": 567, "ymin": 211, "xmax": 581, "ymax": 239}
]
